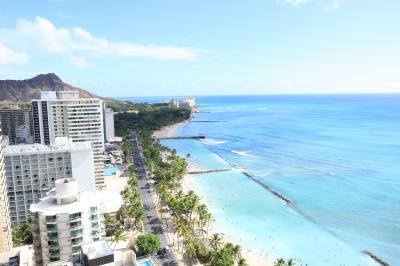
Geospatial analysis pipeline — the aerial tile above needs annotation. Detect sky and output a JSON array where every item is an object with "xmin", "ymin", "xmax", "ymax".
[{"xmin": 0, "ymin": 0, "xmax": 399, "ymax": 97}]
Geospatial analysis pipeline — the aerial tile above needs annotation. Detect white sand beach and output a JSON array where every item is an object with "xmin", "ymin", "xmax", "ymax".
[
  {"xmin": 152, "ymin": 120, "xmax": 188, "ymax": 139},
  {"xmin": 154, "ymin": 123, "xmax": 274, "ymax": 266},
  {"xmin": 182, "ymin": 172, "xmax": 274, "ymax": 266}
]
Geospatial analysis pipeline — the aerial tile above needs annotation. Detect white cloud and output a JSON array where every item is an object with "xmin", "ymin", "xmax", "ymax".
[
  {"xmin": 0, "ymin": 16, "xmax": 202, "ymax": 67},
  {"xmin": 323, "ymin": 0, "xmax": 343, "ymax": 12},
  {"xmin": 277, "ymin": 0, "xmax": 313, "ymax": 7},
  {"xmin": 278, "ymin": 0, "xmax": 344, "ymax": 11},
  {"xmin": 68, "ymin": 55, "xmax": 89, "ymax": 68},
  {"xmin": 0, "ymin": 43, "xmax": 29, "ymax": 65}
]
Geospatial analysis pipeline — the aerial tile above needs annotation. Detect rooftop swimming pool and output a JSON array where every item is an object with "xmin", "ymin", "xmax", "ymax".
[
  {"xmin": 103, "ymin": 166, "xmax": 121, "ymax": 176},
  {"xmin": 136, "ymin": 258, "xmax": 155, "ymax": 266}
]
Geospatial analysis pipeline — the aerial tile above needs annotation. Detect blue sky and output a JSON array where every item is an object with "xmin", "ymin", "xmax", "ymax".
[{"xmin": 0, "ymin": 0, "xmax": 399, "ymax": 97}]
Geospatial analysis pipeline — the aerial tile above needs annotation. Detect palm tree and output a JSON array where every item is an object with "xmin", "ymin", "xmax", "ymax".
[
  {"xmin": 238, "ymin": 258, "xmax": 248, "ymax": 266},
  {"xmin": 209, "ymin": 233, "xmax": 223, "ymax": 251},
  {"xmin": 128, "ymin": 175, "xmax": 138, "ymax": 188},
  {"xmin": 274, "ymin": 258, "xmax": 286, "ymax": 266},
  {"xmin": 233, "ymin": 244, "xmax": 242, "ymax": 261},
  {"xmin": 287, "ymin": 258, "xmax": 296, "ymax": 266}
]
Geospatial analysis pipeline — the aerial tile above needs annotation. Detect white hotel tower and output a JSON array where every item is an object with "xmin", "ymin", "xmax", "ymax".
[
  {"xmin": 30, "ymin": 178, "xmax": 102, "ymax": 265},
  {"xmin": 32, "ymin": 91, "xmax": 105, "ymax": 189}
]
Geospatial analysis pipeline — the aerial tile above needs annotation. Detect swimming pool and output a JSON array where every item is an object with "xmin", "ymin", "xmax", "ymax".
[
  {"xmin": 136, "ymin": 258, "xmax": 155, "ymax": 266},
  {"xmin": 103, "ymin": 166, "xmax": 121, "ymax": 176}
]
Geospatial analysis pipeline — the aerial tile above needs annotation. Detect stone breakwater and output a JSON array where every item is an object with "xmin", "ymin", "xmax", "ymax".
[{"xmin": 241, "ymin": 171, "xmax": 292, "ymax": 204}]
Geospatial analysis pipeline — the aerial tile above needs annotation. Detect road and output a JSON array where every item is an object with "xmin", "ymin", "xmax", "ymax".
[{"xmin": 130, "ymin": 130, "xmax": 179, "ymax": 266}]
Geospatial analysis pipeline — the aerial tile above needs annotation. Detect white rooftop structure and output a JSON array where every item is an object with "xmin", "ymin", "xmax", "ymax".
[
  {"xmin": 30, "ymin": 179, "xmax": 98, "ymax": 215},
  {"xmin": 81, "ymin": 240, "xmax": 113, "ymax": 261},
  {"xmin": 30, "ymin": 178, "xmax": 102, "ymax": 265},
  {"xmin": 5, "ymin": 137, "xmax": 92, "ymax": 155}
]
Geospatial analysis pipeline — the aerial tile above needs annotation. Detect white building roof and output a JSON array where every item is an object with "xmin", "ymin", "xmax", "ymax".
[
  {"xmin": 81, "ymin": 240, "xmax": 113, "ymax": 260},
  {"xmin": 30, "ymin": 179, "xmax": 98, "ymax": 215},
  {"xmin": 30, "ymin": 190, "xmax": 97, "ymax": 215},
  {"xmin": 5, "ymin": 137, "xmax": 92, "ymax": 155}
]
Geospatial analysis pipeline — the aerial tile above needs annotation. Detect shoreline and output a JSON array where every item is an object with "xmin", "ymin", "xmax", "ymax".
[
  {"xmin": 182, "ymin": 172, "xmax": 273, "ymax": 266},
  {"xmin": 152, "ymin": 120, "xmax": 188, "ymax": 139},
  {"xmin": 154, "ymin": 122, "xmax": 274, "ymax": 266}
]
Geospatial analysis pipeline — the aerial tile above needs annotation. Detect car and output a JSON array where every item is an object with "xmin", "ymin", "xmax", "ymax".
[{"xmin": 163, "ymin": 246, "xmax": 171, "ymax": 253}]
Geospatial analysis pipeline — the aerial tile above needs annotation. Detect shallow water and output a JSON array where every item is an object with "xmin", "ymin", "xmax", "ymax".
[{"xmin": 135, "ymin": 94, "xmax": 400, "ymax": 265}]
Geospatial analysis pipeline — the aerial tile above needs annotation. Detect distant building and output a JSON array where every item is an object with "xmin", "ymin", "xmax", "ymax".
[
  {"xmin": 103, "ymin": 107, "xmax": 115, "ymax": 142},
  {"xmin": 32, "ymin": 91, "xmax": 106, "ymax": 189},
  {"xmin": 169, "ymin": 97, "xmax": 196, "ymax": 108},
  {"xmin": 30, "ymin": 178, "xmax": 102, "ymax": 265},
  {"xmin": 15, "ymin": 124, "xmax": 33, "ymax": 144},
  {"xmin": 0, "ymin": 107, "xmax": 33, "ymax": 145},
  {"xmin": 0, "ymin": 125, "xmax": 13, "ymax": 252},
  {"xmin": 5, "ymin": 137, "xmax": 96, "ymax": 224},
  {"xmin": 0, "ymin": 245, "xmax": 32, "ymax": 266}
]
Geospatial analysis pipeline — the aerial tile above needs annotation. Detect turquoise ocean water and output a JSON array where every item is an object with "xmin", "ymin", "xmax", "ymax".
[{"xmin": 127, "ymin": 95, "xmax": 400, "ymax": 265}]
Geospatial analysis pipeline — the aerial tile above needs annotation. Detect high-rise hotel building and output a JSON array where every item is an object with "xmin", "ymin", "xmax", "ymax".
[
  {"xmin": 5, "ymin": 137, "xmax": 95, "ymax": 225},
  {"xmin": 32, "ymin": 91, "xmax": 105, "ymax": 189},
  {"xmin": 30, "ymin": 178, "xmax": 102, "ymax": 265},
  {"xmin": 0, "ymin": 125, "xmax": 13, "ymax": 252}
]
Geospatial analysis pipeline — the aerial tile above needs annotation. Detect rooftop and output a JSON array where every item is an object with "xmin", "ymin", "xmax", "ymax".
[
  {"xmin": 81, "ymin": 240, "xmax": 113, "ymax": 260},
  {"xmin": 30, "ymin": 182, "xmax": 98, "ymax": 215},
  {"xmin": 5, "ymin": 137, "xmax": 92, "ymax": 155}
]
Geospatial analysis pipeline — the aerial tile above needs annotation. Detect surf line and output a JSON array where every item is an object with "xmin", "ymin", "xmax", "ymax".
[{"xmin": 242, "ymin": 171, "xmax": 292, "ymax": 204}]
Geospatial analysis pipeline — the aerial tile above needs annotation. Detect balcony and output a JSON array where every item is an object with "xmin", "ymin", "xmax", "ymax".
[
  {"xmin": 46, "ymin": 224, "xmax": 57, "ymax": 231},
  {"xmin": 90, "ymin": 207, "xmax": 97, "ymax": 214},
  {"xmin": 49, "ymin": 255, "xmax": 60, "ymax": 262},
  {"xmin": 69, "ymin": 213, "xmax": 82, "ymax": 221},
  {"xmin": 90, "ymin": 214, "xmax": 98, "ymax": 221},
  {"xmin": 46, "ymin": 215, "xmax": 57, "ymax": 223},
  {"xmin": 48, "ymin": 241, "xmax": 59, "ymax": 249},
  {"xmin": 49, "ymin": 247, "xmax": 60, "ymax": 256},
  {"xmin": 70, "ymin": 221, "xmax": 82, "ymax": 229},
  {"xmin": 70, "ymin": 229, "xmax": 83, "ymax": 237},
  {"xmin": 72, "ymin": 246, "xmax": 81, "ymax": 254},
  {"xmin": 71, "ymin": 237, "xmax": 83, "ymax": 246},
  {"xmin": 47, "ymin": 232, "xmax": 58, "ymax": 240}
]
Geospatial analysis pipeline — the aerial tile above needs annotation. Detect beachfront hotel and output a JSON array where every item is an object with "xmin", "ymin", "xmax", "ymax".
[
  {"xmin": 31, "ymin": 91, "xmax": 106, "ymax": 189},
  {"xmin": 5, "ymin": 137, "xmax": 96, "ymax": 225},
  {"xmin": 0, "ymin": 126, "xmax": 13, "ymax": 252},
  {"xmin": 30, "ymin": 178, "xmax": 102, "ymax": 265}
]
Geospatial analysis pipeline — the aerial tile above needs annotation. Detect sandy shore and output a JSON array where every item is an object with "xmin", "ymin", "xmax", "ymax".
[
  {"xmin": 155, "ymin": 122, "xmax": 273, "ymax": 265},
  {"xmin": 182, "ymin": 171, "xmax": 274, "ymax": 266},
  {"xmin": 152, "ymin": 120, "xmax": 188, "ymax": 139}
]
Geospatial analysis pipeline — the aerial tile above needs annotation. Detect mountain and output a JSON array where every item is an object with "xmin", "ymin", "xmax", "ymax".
[{"xmin": 0, "ymin": 73, "xmax": 99, "ymax": 102}]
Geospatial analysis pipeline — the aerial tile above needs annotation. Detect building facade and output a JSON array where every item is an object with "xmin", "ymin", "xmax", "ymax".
[
  {"xmin": 169, "ymin": 97, "xmax": 196, "ymax": 108},
  {"xmin": 0, "ymin": 107, "xmax": 33, "ymax": 145},
  {"xmin": 0, "ymin": 126, "xmax": 13, "ymax": 252},
  {"xmin": 5, "ymin": 138, "xmax": 95, "ymax": 224},
  {"xmin": 103, "ymin": 107, "xmax": 115, "ymax": 142},
  {"xmin": 30, "ymin": 178, "xmax": 101, "ymax": 265},
  {"xmin": 32, "ymin": 91, "xmax": 105, "ymax": 189}
]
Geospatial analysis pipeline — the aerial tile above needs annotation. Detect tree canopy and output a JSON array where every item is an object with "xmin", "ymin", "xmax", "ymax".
[{"xmin": 136, "ymin": 233, "xmax": 161, "ymax": 256}]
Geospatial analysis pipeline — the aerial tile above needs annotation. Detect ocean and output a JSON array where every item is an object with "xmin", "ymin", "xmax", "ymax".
[{"xmin": 126, "ymin": 94, "xmax": 400, "ymax": 265}]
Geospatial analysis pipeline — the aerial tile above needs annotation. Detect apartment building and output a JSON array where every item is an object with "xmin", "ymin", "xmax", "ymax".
[
  {"xmin": 0, "ymin": 107, "xmax": 33, "ymax": 145},
  {"xmin": 30, "ymin": 178, "xmax": 101, "ymax": 265},
  {"xmin": 5, "ymin": 137, "xmax": 95, "ymax": 224},
  {"xmin": 32, "ymin": 91, "xmax": 105, "ymax": 189},
  {"xmin": 0, "ymin": 126, "xmax": 12, "ymax": 252}
]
